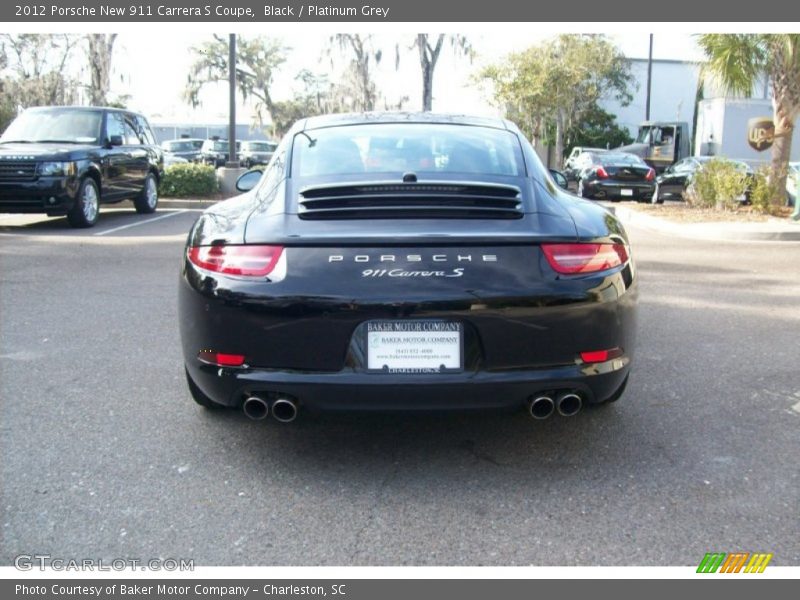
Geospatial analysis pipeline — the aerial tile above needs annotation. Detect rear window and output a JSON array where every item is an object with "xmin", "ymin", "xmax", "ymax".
[
  {"xmin": 164, "ymin": 140, "xmax": 198, "ymax": 152},
  {"xmin": 599, "ymin": 153, "xmax": 645, "ymax": 165},
  {"xmin": 203, "ymin": 140, "xmax": 231, "ymax": 152},
  {"xmin": 244, "ymin": 141, "xmax": 276, "ymax": 152},
  {"xmin": 292, "ymin": 123, "xmax": 525, "ymax": 178}
]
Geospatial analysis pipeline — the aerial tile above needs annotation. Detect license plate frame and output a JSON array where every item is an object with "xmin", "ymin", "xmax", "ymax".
[{"xmin": 365, "ymin": 320, "xmax": 464, "ymax": 373}]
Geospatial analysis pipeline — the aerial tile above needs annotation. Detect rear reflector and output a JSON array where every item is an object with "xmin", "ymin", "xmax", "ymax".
[
  {"xmin": 541, "ymin": 243, "xmax": 629, "ymax": 274},
  {"xmin": 197, "ymin": 351, "xmax": 246, "ymax": 367},
  {"xmin": 187, "ymin": 245, "xmax": 283, "ymax": 277},
  {"xmin": 580, "ymin": 348, "xmax": 623, "ymax": 363}
]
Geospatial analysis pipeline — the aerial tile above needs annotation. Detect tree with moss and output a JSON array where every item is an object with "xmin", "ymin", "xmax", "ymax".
[
  {"xmin": 85, "ymin": 34, "xmax": 117, "ymax": 106},
  {"xmin": 184, "ymin": 35, "xmax": 288, "ymax": 135},
  {"xmin": 411, "ymin": 34, "xmax": 472, "ymax": 111},
  {"xmin": 0, "ymin": 34, "xmax": 82, "ymax": 130}
]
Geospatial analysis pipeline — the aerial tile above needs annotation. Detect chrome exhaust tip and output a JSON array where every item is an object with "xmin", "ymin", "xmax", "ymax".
[
  {"xmin": 529, "ymin": 395, "xmax": 555, "ymax": 420},
  {"xmin": 556, "ymin": 392, "xmax": 583, "ymax": 417},
  {"xmin": 242, "ymin": 396, "xmax": 269, "ymax": 420},
  {"xmin": 271, "ymin": 398, "xmax": 298, "ymax": 423}
]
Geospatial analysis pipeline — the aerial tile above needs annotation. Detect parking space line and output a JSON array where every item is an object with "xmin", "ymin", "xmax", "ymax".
[{"xmin": 93, "ymin": 209, "xmax": 188, "ymax": 236}]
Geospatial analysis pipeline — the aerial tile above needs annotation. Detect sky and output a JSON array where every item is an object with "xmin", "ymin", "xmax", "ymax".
[{"xmin": 107, "ymin": 31, "xmax": 706, "ymax": 129}]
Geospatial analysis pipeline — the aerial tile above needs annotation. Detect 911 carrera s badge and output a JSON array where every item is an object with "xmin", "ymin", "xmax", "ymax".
[{"xmin": 362, "ymin": 268, "xmax": 464, "ymax": 278}]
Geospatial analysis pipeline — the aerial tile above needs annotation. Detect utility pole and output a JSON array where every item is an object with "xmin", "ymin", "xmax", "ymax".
[
  {"xmin": 227, "ymin": 33, "xmax": 238, "ymax": 167},
  {"xmin": 645, "ymin": 34, "xmax": 653, "ymax": 121}
]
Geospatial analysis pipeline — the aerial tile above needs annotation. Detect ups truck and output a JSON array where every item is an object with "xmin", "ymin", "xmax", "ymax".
[
  {"xmin": 618, "ymin": 121, "xmax": 691, "ymax": 173},
  {"xmin": 694, "ymin": 98, "xmax": 800, "ymax": 164}
]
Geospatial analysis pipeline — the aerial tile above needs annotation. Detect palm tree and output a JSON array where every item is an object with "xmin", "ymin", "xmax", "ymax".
[{"xmin": 697, "ymin": 34, "xmax": 800, "ymax": 209}]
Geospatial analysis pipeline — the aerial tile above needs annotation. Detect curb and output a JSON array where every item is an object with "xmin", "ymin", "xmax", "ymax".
[
  {"xmin": 608, "ymin": 204, "xmax": 800, "ymax": 242},
  {"xmin": 159, "ymin": 198, "xmax": 220, "ymax": 210}
]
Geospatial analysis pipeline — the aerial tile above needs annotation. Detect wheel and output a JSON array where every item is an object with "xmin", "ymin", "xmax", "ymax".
[
  {"xmin": 134, "ymin": 172, "xmax": 158, "ymax": 214},
  {"xmin": 577, "ymin": 179, "xmax": 592, "ymax": 199},
  {"xmin": 651, "ymin": 183, "xmax": 664, "ymax": 204},
  {"xmin": 185, "ymin": 367, "xmax": 223, "ymax": 409},
  {"xmin": 67, "ymin": 177, "xmax": 100, "ymax": 228},
  {"xmin": 681, "ymin": 183, "xmax": 694, "ymax": 203}
]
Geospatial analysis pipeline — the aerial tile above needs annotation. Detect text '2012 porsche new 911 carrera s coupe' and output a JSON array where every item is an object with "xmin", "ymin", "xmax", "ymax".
[{"xmin": 179, "ymin": 113, "xmax": 637, "ymax": 422}]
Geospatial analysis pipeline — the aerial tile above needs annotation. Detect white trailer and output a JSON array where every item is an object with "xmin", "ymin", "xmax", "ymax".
[{"xmin": 695, "ymin": 98, "xmax": 800, "ymax": 165}]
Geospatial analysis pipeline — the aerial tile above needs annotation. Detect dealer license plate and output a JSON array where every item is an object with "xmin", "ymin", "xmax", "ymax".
[
  {"xmin": 621, "ymin": 188, "xmax": 633, "ymax": 197},
  {"xmin": 366, "ymin": 321, "xmax": 463, "ymax": 373}
]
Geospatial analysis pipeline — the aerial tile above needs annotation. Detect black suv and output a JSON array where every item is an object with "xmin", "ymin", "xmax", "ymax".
[
  {"xmin": 161, "ymin": 138, "xmax": 204, "ymax": 162},
  {"xmin": 0, "ymin": 106, "xmax": 163, "ymax": 228},
  {"xmin": 238, "ymin": 140, "xmax": 277, "ymax": 168},
  {"xmin": 199, "ymin": 139, "xmax": 239, "ymax": 167}
]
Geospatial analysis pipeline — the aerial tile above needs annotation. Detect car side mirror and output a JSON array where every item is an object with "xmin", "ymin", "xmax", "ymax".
[
  {"xmin": 548, "ymin": 169, "xmax": 569, "ymax": 190},
  {"xmin": 108, "ymin": 135, "xmax": 123, "ymax": 147},
  {"xmin": 235, "ymin": 169, "xmax": 263, "ymax": 193}
]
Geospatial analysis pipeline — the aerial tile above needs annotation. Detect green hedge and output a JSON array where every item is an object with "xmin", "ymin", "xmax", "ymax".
[
  {"xmin": 160, "ymin": 163, "xmax": 219, "ymax": 197},
  {"xmin": 747, "ymin": 165, "xmax": 790, "ymax": 215},
  {"xmin": 684, "ymin": 158, "xmax": 749, "ymax": 211}
]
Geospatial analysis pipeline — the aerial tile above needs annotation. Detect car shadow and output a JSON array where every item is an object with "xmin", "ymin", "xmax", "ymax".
[
  {"xmin": 193, "ymin": 399, "xmax": 649, "ymax": 485},
  {"xmin": 0, "ymin": 207, "xmax": 144, "ymax": 234}
]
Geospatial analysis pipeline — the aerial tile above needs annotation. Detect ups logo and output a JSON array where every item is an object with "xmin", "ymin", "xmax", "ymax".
[{"xmin": 747, "ymin": 117, "xmax": 775, "ymax": 152}]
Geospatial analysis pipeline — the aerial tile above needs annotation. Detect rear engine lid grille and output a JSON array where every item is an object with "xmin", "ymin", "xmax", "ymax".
[
  {"xmin": 0, "ymin": 161, "xmax": 37, "ymax": 181},
  {"xmin": 298, "ymin": 182, "xmax": 523, "ymax": 220}
]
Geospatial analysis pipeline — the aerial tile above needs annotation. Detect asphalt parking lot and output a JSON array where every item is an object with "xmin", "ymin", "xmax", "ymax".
[{"xmin": 1, "ymin": 204, "xmax": 798, "ymax": 566}]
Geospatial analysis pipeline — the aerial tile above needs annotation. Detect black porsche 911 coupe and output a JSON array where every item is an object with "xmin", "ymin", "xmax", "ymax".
[{"xmin": 179, "ymin": 113, "xmax": 637, "ymax": 422}]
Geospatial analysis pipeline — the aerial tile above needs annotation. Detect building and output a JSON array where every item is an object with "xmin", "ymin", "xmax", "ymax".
[
  {"xmin": 149, "ymin": 122, "xmax": 272, "ymax": 144},
  {"xmin": 604, "ymin": 58, "xmax": 701, "ymax": 138}
]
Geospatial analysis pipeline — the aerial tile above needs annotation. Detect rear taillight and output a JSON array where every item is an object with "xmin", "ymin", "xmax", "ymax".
[
  {"xmin": 595, "ymin": 166, "xmax": 609, "ymax": 179},
  {"xmin": 645, "ymin": 168, "xmax": 655, "ymax": 181},
  {"xmin": 187, "ymin": 245, "xmax": 283, "ymax": 277},
  {"xmin": 541, "ymin": 243, "xmax": 629, "ymax": 274}
]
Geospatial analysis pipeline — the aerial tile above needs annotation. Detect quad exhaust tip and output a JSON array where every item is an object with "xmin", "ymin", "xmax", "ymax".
[
  {"xmin": 242, "ymin": 396, "xmax": 269, "ymax": 420},
  {"xmin": 529, "ymin": 395, "xmax": 555, "ymax": 420},
  {"xmin": 556, "ymin": 392, "xmax": 583, "ymax": 417},
  {"xmin": 271, "ymin": 398, "xmax": 298, "ymax": 423}
]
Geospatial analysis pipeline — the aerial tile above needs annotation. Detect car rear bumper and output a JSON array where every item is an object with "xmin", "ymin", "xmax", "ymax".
[
  {"xmin": 186, "ymin": 355, "xmax": 632, "ymax": 412},
  {"xmin": 585, "ymin": 181, "xmax": 654, "ymax": 199},
  {"xmin": 180, "ymin": 247, "xmax": 638, "ymax": 412}
]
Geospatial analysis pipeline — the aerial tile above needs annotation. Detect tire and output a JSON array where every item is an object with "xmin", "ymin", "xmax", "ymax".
[
  {"xmin": 134, "ymin": 172, "xmax": 158, "ymax": 214},
  {"xmin": 185, "ymin": 367, "xmax": 223, "ymax": 409},
  {"xmin": 577, "ymin": 179, "xmax": 592, "ymax": 199},
  {"xmin": 650, "ymin": 183, "xmax": 663, "ymax": 204},
  {"xmin": 681, "ymin": 183, "xmax": 694, "ymax": 203},
  {"xmin": 67, "ymin": 177, "xmax": 100, "ymax": 228}
]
